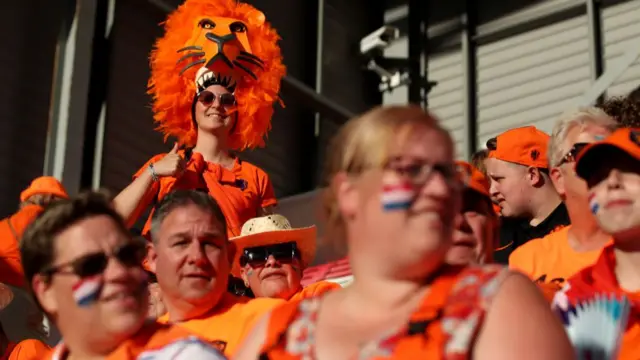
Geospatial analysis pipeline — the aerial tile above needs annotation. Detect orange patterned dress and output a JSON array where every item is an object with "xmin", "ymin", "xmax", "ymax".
[{"xmin": 259, "ymin": 265, "xmax": 510, "ymax": 359}]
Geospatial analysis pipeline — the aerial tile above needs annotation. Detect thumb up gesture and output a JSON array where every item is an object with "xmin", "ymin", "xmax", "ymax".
[{"xmin": 152, "ymin": 143, "xmax": 186, "ymax": 177}]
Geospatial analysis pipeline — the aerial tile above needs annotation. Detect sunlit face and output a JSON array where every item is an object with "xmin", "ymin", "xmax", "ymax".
[
  {"xmin": 486, "ymin": 159, "xmax": 530, "ymax": 218},
  {"xmin": 150, "ymin": 204, "xmax": 229, "ymax": 311},
  {"xmin": 36, "ymin": 216, "xmax": 147, "ymax": 346},
  {"xmin": 342, "ymin": 126, "xmax": 460, "ymax": 279},
  {"xmin": 447, "ymin": 190, "xmax": 496, "ymax": 265},
  {"xmin": 241, "ymin": 255, "xmax": 302, "ymax": 300},
  {"xmin": 194, "ymin": 85, "xmax": 236, "ymax": 135},
  {"xmin": 555, "ymin": 124, "xmax": 612, "ymax": 202},
  {"xmin": 585, "ymin": 151, "xmax": 640, "ymax": 239}
]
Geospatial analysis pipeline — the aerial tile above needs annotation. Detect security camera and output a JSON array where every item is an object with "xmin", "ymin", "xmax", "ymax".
[{"xmin": 360, "ymin": 26, "xmax": 400, "ymax": 56}]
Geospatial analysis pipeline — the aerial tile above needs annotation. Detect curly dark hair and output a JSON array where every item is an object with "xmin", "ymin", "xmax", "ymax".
[{"xmin": 597, "ymin": 95, "xmax": 640, "ymax": 128}]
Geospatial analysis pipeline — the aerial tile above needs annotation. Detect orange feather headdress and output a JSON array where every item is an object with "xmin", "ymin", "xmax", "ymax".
[{"xmin": 148, "ymin": 0, "xmax": 286, "ymax": 150}]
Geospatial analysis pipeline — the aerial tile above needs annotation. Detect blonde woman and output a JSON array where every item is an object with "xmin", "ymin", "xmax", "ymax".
[{"xmin": 234, "ymin": 106, "xmax": 574, "ymax": 360}]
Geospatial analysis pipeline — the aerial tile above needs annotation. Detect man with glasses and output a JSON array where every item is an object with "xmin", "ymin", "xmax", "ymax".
[
  {"xmin": 510, "ymin": 108, "xmax": 616, "ymax": 288},
  {"xmin": 146, "ymin": 190, "xmax": 282, "ymax": 356},
  {"xmin": 485, "ymin": 126, "xmax": 570, "ymax": 263},
  {"xmin": 554, "ymin": 127, "xmax": 640, "ymax": 359},
  {"xmin": 19, "ymin": 191, "xmax": 227, "ymax": 359},
  {"xmin": 231, "ymin": 215, "xmax": 339, "ymax": 301}
]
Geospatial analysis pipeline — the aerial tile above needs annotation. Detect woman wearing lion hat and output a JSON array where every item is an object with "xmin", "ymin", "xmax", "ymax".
[{"xmin": 114, "ymin": 0, "xmax": 286, "ymax": 239}]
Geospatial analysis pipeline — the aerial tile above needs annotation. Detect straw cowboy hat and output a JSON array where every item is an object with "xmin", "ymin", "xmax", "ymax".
[{"xmin": 230, "ymin": 215, "xmax": 316, "ymax": 277}]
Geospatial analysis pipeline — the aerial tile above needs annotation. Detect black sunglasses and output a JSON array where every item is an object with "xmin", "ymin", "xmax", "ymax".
[
  {"xmin": 239, "ymin": 242, "xmax": 300, "ymax": 268},
  {"xmin": 197, "ymin": 90, "xmax": 236, "ymax": 107},
  {"xmin": 44, "ymin": 242, "xmax": 146, "ymax": 279},
  {"xmin": 558, "ymin": 142, "xmax": 589, "ymax": 166}
]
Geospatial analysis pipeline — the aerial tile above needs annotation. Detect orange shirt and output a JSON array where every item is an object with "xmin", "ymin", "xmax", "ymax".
[
  {"xmin": 47, "ymin": 321, "xmax": 225, "ymax": 359},
  {"xmin": 553, "ymin": 245, "xmax": 640, "ymax": 360},
  {"xmin": 2, "ymin": 339, "xmax": 49, "ymax": 360},
  {"xmin": 135, "ymin": 151, "xmax": 277, "ymax": 238},
  {"xmin": 509, "ymin": 226, "xmax": 607, "ymax": 287},
  {"xmin": 288, "ymin": 281, "xmax": 341, "ymax": 302},
  {"xmin": 260, "ymin": 265, "xmax": 510, "ymax": 359},
  {"xmin": 0, "ymin": 205, "xmax": 44, "ymax": 287},
  {"xmin": 159, "ymin": 294, "xmax": 282, "ymax": 356}
]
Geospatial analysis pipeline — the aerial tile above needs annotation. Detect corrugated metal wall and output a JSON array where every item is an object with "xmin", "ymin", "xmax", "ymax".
[
  {"xmin": 382, "ymin": 0, "xmax": 640, "ymax": 157},
  {"xmin": 476, "ymin": 13, "xmax": 591, "ymax": 146},
  {"xmin": 0, "ymin": 1, "xmax": 60, "ymax": 217},
  {"xmin": 603, "ymin": 0, "xmax": 640, "ymax": 97},
  {"xmin": 428, "ymin": 51, "xmax": 465, "ymax": 159}
]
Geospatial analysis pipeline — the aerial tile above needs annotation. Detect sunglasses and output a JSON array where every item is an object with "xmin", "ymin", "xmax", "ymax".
[
  {"xmin": 558, "ymin": 142, "xmax": 589, "ymax": 166},
  {"xmin": 197, "ymin": 90, "xmax": 236, "ymax": 107},
  {"xmin": 239, "ymin": 242, "xmax": 300, "ymax": 268},
  {"xmin": 44, "ymin": 242, "xmax": 146, "ymax": 279}
]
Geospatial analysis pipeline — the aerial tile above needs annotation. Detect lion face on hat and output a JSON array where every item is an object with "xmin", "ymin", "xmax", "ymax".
[
  {"xmin": 149, "ymin": 0, "xmax": 286, "ymax": 150},
  {"xmin": 179, "ymin": 16, "xmax": 265, "ymax": 87}
]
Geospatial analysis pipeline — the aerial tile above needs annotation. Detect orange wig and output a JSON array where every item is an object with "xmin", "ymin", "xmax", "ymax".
[{"xmin": 148, "ymin": 0, "xmax": 286, "ymax": 150}]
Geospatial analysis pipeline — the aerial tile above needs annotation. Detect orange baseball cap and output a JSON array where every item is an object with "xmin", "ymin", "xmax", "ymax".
[
  {"xmin": 576, "ymin": 128, "xmax": 640, "ymax": 179},
  {"xmin": 456, "ymin": 161, "xmax": 490, "ymax": 199},
  {"xmin": 19, "ymin": 176, "xmax": 69, "ymax": 202},
  {"xmin": 487, "ymin": 126, "xmax": 550, "ymax": 168}
]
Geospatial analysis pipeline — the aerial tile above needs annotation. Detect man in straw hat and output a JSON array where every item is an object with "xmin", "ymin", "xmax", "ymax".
[
  {"xmin": 0, "ymin": 283, "xmax": 50, "ymax": 360},
  {"xmin": 231, "ymin": 214, "xmax": 340, "ymax": 301}
]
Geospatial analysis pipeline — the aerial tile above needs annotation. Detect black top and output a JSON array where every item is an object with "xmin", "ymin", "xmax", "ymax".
[{"xmin": 493, "ymin": 203, "xmax": 571, "ymax": 264}]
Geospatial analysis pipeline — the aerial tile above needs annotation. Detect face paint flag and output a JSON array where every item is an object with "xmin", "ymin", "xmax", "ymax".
[
  {"xmin": 381, "ymin": 178, "xmax": 415, "ymax": 211},
  {"xmin": 72, "ymin": 275, "xmax": 102, "ymax": 307},
  {"xmin": 589, "ymin": 193, "xmax": 600, "ymax": 215}
]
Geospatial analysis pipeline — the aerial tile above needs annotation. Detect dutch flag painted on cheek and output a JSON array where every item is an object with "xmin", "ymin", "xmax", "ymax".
[
  {"xmin": 589, "ymin": 193, "xmax": 600, "ymax": 215},
  {"xmin": 381, "ymin": 180, "xmax": 416, "ymax": 211},
  {"xmin": 72, "ymin": 275, "xmax": 103, "ymax": 307}
]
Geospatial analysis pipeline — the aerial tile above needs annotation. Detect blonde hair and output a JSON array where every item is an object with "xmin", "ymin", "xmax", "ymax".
[
  {"xmin": 549, "ymin": 107, "xmax": 618, "ymax": 167},
  {"xmin": 320, "ymin": 105, "xmax": 450, "ymax": 251}
]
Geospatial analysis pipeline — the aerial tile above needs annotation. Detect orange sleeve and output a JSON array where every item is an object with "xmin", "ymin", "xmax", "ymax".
[
  {"xmin": 508, "ymin": 242, "xmax": 537, "ymax": 280},
  {"xmin": 0, "ymin": 208, "xmax": 42, "ymax": 287},
  {"xmin": 255, "ymin": 168, "xmax": 277, "ymax": 209},
  {"xmin": 8, "ymin": 339, "xmax": 50, "ymax": 360}
]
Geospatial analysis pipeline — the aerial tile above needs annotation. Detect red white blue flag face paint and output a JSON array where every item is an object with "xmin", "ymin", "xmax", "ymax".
[
  {"xmin": 72, "ymin": 275, "xmax": 103, "ymax": 307},
  {"xmin": 588, "ymin": 193, "xmax": 600, "ymax": 215},
  {"xmin": 381, "ymin": 177, "xmax": 416, "ymax": 211}
]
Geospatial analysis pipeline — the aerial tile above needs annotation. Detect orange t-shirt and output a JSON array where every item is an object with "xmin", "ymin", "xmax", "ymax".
[
  {"xmin": 288, "ymin": 281, "xmax": 341, "ymax": 302},
  {"xmin": 509, "ymin": 226, "xmax": 608, "ymax": 287},
  {"xmin": 134, "ymin": 151, "xmax": 277, "ymax": 238},
  {"xmin": 47, "ymin": 321, "xmax": 225, "ymax": 359},
  {"xmin": 0, "ymin": 205, "xmax": 44, "ymax": 287},
  {"xmin": 159, "ymin": 294, "xmax": 283, "ymax": 356},
  {"xmin": 2, "ymin": 339, "xmax": 49, "ymax": 360}
]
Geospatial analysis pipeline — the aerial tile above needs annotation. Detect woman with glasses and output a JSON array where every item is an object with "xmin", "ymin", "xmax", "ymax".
[
  {"xmin": 234, "ymin": 105, "xmax": 574, "ymax": 360},
  {"xmin": 20, "ymin": 191, "xmax": 227, "ymax": 359},
  {"xmin": 113, "ymin": 0, "xmax": 286, "ymax": 239}
]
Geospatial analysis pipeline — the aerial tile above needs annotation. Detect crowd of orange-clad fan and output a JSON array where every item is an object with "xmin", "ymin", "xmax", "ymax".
[{"xmin": 2, "ymin": 0, "xmax": 640, "ymax": 358}]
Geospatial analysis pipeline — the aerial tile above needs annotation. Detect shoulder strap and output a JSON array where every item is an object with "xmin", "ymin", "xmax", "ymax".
[
  {"xmin": 259, "ymin": 299, "xmax": 310, "ymax": 356},
  {"xmin": 440, "ymin": 265, "xmax": 509, "ymax": 358}
]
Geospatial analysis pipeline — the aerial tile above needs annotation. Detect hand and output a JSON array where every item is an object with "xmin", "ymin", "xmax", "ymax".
[{"xmin": 152, "ymin": 143, "xmax": 186, "ymax": 177}]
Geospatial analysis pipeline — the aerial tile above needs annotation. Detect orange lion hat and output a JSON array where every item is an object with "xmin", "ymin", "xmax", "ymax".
[{"xmin": 149, "ymin": 0, "xmax": 286, "ymax": 150}]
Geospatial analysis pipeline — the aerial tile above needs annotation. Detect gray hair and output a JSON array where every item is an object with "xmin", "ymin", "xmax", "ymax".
[
  {"xmin": 548, "ymin": 107, "xmax": 618, "ymax": 167},
  {"xmin": 150, "ymin": 189, "xmax": 227, "ymax": 242}
]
